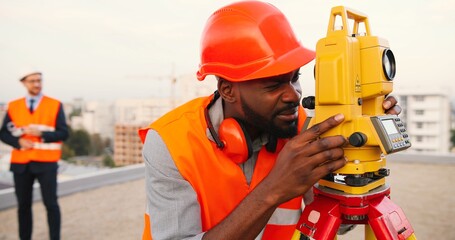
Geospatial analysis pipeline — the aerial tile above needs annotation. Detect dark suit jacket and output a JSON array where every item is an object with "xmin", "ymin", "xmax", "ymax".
[{"xmin": 0, "ymin": 101, "xmax": 69, "ymax": 174}]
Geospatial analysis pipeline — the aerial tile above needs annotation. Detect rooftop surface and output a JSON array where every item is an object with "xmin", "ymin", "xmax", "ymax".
[{"xmin": 1, "ymin": 160, "xmax": 454, "ymax": 239}]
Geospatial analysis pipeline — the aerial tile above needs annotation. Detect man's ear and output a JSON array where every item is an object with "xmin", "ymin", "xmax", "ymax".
[{"xmin": 217, "ymin": 78, "xmax": 236, "ymax": 103}]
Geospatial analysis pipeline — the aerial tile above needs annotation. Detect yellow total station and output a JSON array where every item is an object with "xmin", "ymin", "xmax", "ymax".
[{"xmin": 302, "ymin": 6, "xmax": 411, "ymax": 194}]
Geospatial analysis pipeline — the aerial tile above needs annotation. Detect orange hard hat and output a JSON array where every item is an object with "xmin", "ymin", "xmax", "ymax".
[{"xmin": 197, "ymin": 1, "xmax": 315, "ymax": 82}]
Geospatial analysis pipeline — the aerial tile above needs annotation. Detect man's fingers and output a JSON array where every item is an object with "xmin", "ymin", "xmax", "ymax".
[
  {"xmin": 383, "ymin": 96, "xmax": 398, "ymax": 111},
  {"xmin": 304, "ymin": 136, "xmax": 346, "ymax": 157},
  {"xmin": 385, "ymin": 105, "xmax": 402, "ymax": 115},
  {"xmin": 19, "ymin": 139, "xmax": 34, "ymax": 150},
  {"xmin": 312, "ymin": 157, "xmax": 347, "ymax": 180},
  {"xmin": 23, "ymin": 127, "xmax": 42, "ymax": 136},
  {"xmin": 298, "ymin": 114, "xmax": 344, "ymax": 142},
  {"xmin": 306, "ymin": 144, "xmax": 345, "ymax": 168}
]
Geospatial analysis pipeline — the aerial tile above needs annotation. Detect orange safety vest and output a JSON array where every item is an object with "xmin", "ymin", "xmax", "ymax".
[
  {"xmin": 139, "ymin": 95, "xmax": 307, "ymax": 239},
  {"xmin": 8, "ymin": 96, "xmax": 62, "ymax": 164}
]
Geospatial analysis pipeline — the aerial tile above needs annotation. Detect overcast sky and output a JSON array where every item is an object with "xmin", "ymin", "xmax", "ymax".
[{"xmin": 1, "ymin": 0, "xmax": 454, "ymax": 103}]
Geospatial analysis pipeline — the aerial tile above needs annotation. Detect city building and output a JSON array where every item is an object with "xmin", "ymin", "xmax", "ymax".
[
  {"xmin": 115, "ymin": 98, "xmax": 174, "ymax": 126},
  {"xmin": 67, "ymin": 100, "xmax": 115, "ymax": 141},
  {"xmin": 113, "ymin": 74, "xmax": 216, "ymax": 166},
  {"xmin": 395, "ymin": 87, "xmax": 452, "ymax": 153},
  {"xmin": 175, "ymin": 74, "xmax": 217, "ymax": 105},
  {"xmin": 113, "ymin": 98, "xmax": 174, "ymax": 166},
  {"xmin": 113, "ymin": 124, "xmax": 143, "ymax": 166}
]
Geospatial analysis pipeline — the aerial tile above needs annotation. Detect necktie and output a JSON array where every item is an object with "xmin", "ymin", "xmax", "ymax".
[{"xmin": 29, "ymin": 99, "xmax": 35, "ymax": 113}]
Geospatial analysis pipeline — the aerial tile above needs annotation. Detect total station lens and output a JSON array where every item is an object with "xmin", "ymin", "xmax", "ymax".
[{"xmin": 382, "ymin": 49, "xmax": 396, "ymax": 80}]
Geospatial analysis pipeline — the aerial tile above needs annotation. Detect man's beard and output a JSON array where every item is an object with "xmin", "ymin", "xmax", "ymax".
[{"xmin": 241, "ymin": 101, "xmax": 298, "ymax": 139}]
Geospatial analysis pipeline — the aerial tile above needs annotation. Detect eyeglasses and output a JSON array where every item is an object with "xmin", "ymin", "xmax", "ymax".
[{"xmin": 24, "ymin": 79, "xmax": 42, "ymax": 84}]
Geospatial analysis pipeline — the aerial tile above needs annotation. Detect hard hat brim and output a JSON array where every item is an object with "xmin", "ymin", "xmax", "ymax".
[
  {"xmin": 19, "ymin": 71, "xmax": 42, "ymax": 81},
  {"xmin": 197, "ymin": 45, "xmax": 315, "ymax": 82}
]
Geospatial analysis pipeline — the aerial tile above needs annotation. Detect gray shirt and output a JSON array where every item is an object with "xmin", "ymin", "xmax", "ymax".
[{"xmin": 143, "ymin": 97, "xmax": 268, "ymax": 239}]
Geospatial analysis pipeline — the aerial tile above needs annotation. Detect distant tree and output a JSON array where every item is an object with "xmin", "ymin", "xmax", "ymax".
[
  {"xmin": 102, "ymin": 154, "xmax": 115, "ymax": 168},
  {"xmin": 61, "ymin": 143, "xmax": 75, "ymax": 160},
  {"xmin": 451, "ymin": 129, "xmax": 455, "ymax": 148},
  {"xmin": 64, "ymin": 126, "xmax": 113, "ymax": 159},
  {"xmin": 66, "ymin": 128, "xmax": 91, "ymax": 156},
  {"xmin": 104, "ymin": 138, "xmax": 112, "ymax": 152},
  {"xmin": 69, "ymin": 108, "xmax": 82, "ymax": 119},
  {"xmin": 90, "ymin": 133, "xmax": 104, "ymax": 156}
]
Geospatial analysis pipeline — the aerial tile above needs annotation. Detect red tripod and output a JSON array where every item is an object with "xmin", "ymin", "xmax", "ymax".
[{"xmin": 293, "ymin": 184, "xmax": 417, "ymax": 240}]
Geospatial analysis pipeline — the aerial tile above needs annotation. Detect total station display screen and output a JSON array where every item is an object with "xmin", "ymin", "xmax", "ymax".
[{"xmin": 382, "ymin": 119, "xmax": 398, "ymax": 134}]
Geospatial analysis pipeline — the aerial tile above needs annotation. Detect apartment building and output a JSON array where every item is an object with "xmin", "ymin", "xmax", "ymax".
[
  {"xmin": 113, "ymin": 98, "xmax": 174, "ymax": 166},
  {"xmin": 67, "ymin": 100, "xmax": 115, "ymax": 141},
  {"xmin": 395, "ymin": 87, "xmax": 451, "ymax": 153},
  {"xmin": 113, "ymin": 124, "xmax": 143, "ymax": 166},
  {"xmin": 113, "ymin": 74, "xmax": 216, "ymax": 166},
  {"xmin": 175, "ymin": 74, "xmax": 217, "ymax": 104}
]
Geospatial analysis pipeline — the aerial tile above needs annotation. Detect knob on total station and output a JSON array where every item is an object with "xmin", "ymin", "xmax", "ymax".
[
  {"xmin": 349, "ymin": 132, "xmax": 368, "ymax": 147},
  {"xmin": 302, "ymin": 96, "xmax": 315, "ymax": 109}
]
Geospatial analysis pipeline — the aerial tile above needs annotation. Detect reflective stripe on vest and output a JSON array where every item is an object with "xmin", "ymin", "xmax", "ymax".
[
  {"xmin": 140, "ymin": 95, "xmax": 307, "ymax": 239},
  {"xmin": 268, "ymin": 207, "xmax": 301, "ymax": 226},
  {"xmin": 8, "ymin": 96, "xmax": 62, "ymax": 164},
  {"xmin": 28, "ymin": 124, "xmax": 56, "ymax": 132},
  {"xmin": 33, "ymin": 142, "xmax": 62, "ymax": 150}
]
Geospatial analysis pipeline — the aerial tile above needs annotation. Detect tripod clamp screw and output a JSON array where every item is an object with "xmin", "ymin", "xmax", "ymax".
[{"xmin": 378, "ymin": 168, "xmax": 390, "ymax": 177}]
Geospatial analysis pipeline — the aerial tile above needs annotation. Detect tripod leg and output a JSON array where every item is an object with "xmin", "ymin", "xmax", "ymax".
[
  {"xmin": 295, "ymin": 193, "xmax": 342, "ymax": 239},
  {"xmin": 365, "ymin": 224, "xmax": 376, "ymax": 240},
  {"xmin": 406, "ymin": 233, "xmax": 417, "ymax": 240},
  {"xmin": 291, "ymin": 230, "xmax": 338, "ymax": 240},
  {"xmin": 368, "ymin": 195, "xmax": 416, "ymax": 240}
]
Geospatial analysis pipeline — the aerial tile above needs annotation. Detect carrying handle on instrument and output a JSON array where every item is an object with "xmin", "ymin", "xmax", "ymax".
[{"xmin": 327, "ymin": 6, "xmax": 371, "ymax": 37}]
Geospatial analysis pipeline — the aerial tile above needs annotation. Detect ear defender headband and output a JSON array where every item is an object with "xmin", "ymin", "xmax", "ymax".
[{"xmin": 205, "ymin": 91, "xmax": 253, "ymax": 164}]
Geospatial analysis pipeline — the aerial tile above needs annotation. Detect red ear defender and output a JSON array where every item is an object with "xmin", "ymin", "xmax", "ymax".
[
  {"xmin": 218, "ymin": 118, "xmax": 253, "ymax": 164},
  {"xmin": 205, "ymin": 91, "xmax": 253, "ymax": 164}
]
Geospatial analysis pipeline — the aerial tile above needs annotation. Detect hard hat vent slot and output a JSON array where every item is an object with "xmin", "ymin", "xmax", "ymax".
[{"xmin": 213, "ymin": 8, "xmax": 236, "ymax": 16}]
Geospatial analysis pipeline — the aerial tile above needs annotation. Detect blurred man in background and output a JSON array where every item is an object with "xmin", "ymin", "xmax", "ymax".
[{"xmin": 0, "ymin": 70, "xmax": 68, "ymax": 240}]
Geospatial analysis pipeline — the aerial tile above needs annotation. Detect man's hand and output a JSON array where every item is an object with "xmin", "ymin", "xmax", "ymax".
[
  {"xmin": 383, "ymin": 96, "xmax": 401, "ymax": 115},
  {"xmin": 203, "ymin": 114, "xmax": 347, "ymax": 240},
  {"xmin": 19, "ymin": 138, "xmax": 34, "ymax": 150},
  {"xmin": 23, "ymin": 126, "xmax": 43, "ymax": 137},
  {"xmin": 262, "ymin": 114, "xmax": 347, "ymax": 205}
]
